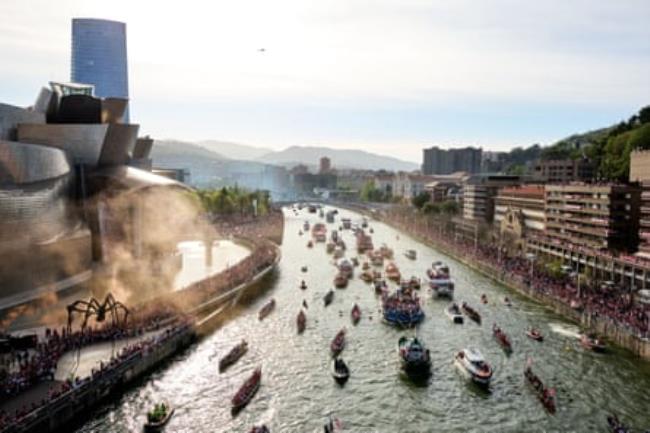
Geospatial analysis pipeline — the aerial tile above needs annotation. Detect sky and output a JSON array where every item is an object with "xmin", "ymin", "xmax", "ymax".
[{"xmin": 1, "ymin": 0, "xmax": 649, "ymax": 163}]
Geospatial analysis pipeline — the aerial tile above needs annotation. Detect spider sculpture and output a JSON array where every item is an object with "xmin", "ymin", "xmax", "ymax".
[{"xmin": 66, "ymin": 293, "xmax": 129, "ymax": 332}]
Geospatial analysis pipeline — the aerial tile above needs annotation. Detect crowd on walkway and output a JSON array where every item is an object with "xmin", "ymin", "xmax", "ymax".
[
  {"xmin": 384, "ymin": 209, "xmax": 650, "ymax": 340},
  {"xmin": 0, "ymin": 302, "xmax": 193, "ymax": 431}
]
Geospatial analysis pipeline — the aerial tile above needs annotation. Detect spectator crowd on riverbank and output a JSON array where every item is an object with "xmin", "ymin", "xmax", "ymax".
[{"xmin": 384, "ymin": 209, "xmax": 650, "ymax": 340}]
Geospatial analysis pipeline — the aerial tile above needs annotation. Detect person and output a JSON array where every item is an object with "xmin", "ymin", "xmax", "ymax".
[{"xmin": 303, "ymin": 300, "xmax": 308, "ymax": 309}]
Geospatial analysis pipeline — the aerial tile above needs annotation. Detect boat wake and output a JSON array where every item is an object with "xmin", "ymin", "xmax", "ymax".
[{"xmin": 548, "ymin": 323, "xmax": 581, "ymax": 339}]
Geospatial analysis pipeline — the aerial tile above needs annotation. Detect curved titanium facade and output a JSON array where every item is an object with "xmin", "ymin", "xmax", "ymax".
[
  {"xmin": 0, "ymin": 140, "xmax": 92, "ymax": 304},
  {"xmin": 71, "ymin": 19, "xmax": 129, "ymax": 121}
]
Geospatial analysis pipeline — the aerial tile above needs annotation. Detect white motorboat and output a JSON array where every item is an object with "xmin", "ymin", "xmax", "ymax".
[
  {"xmin": 445, "ymin": 303, "xmax": 464, "ymax": 324},
  {"xmin": 454, "ymin": 348, "xmax": 493, "ymax": 387}
]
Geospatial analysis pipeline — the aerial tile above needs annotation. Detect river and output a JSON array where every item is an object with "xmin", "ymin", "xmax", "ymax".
[{"xmin": 74, "ymin": 206, "xmax": 650, "ymax": 433}]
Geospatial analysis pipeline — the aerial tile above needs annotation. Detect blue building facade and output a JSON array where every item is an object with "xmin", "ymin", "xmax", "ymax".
[{"xmin": 71, "ymin": 18, "xmax": 129, "ymax": 121}]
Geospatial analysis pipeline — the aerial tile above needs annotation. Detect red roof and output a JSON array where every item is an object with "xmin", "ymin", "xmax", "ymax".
[{"xmin": 498, "ymin": 185, "xmax": 545, "ymax": 199}]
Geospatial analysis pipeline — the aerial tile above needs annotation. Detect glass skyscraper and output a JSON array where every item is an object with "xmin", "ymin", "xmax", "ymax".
[{"xmin": 71, "ymin": 18, "xmax": 129, "ymax": 121}]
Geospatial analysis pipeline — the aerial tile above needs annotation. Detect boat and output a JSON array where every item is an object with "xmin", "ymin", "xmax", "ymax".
[
  {"xmin": 360, "ymin": 270, "xmax": 373, "ymax": 282},
  {"xmin": 331, "ymin": 230, "xmax": 339, "ymax": 242},
  {"xmin": 480, "ymin": 294, "xmax": 488, "ymax": 304},
  {"xmin": 324, "ymin": 417, "xmax": 343, "ymax": 433},
  {"xmin": 326, "ymin": 242, "xmax": 336, "ymax": 254},
  {"xmin": 299, "ymin": 280, "xmax": 307, "ymax": 290},
  {"xmin": 379, "ymin": 245, "xmax": 394, "ymax": 259},
  {"xmin": 258, "ymin": 299, "xmax": 276, "ymax": 321},
  {"xmin": 308, "ymin": 205, "xmax": 317, "ymax": 213},
  {"xmin": 231, "ymin": 368, "xmax": 262, "ymax": 414},
  {"xmin": 331, "ymin": 358, "xmax": 350, "ymax": 384},
  {"xmin": 297, "ymin": 310, "xmax": 306, "ymax": 334},
  {"xmin": 338, "ymin": 259, "xmax": 354, "ymax": 278},
  {"xmin": 398, "ymin": 336, "xmax": 431, "ymax": 377},
  {"xmin": 334, "ymin": 273, "xmax": 348, "ymax": 289},
  {"xmin": 303, "ymin": 221, "xmax": 310, "ymax": 231},
  {"xmin": 319, "ymin": 209, "xmax": 324, "ymax": 218},
  {"xmin": 333, "ymin": 246, "xmax": 345, "ymax": 259},
  {"xmin": 351, "ymin": 304, "xmax": 361, "ymax": 324},
  {"xmin": 382, "ymin": 289, "xmax": 425, "ymax": 327},
  {"xmin": 374, "ymin": 279, "xmax": 387, "ymax": 295},
  {"xmin": 429, "ymin": 261, "xmax": 450, "ymax": 278},
  {"xmin": 312, "ymin": 223, "xmax": 327, "ymax": 242},
  {"xmin": 404, "ymin": 249, "xmax": 417, "ymax": 260},
  {"xmin": 326, "ymin": 211, "xmax": 335, "ymax": 223},
  {"xmin": 606, "ymin": 414, "xmax": 631, "ymax": 433},
  {"xmin": 503, "ymin": 296, "xmax": 512, "ymax": 307},
  {"xmin": 445, "ymin": 303, "xmax": 464, "ymax": 324},
  {"xmin": 298, "ymin": 230, "xmax": 303, "ymax": 236},
  {"xmin": 429, "ymin": 279, "xmax": 455, "ymax": 298},
  {"xmin": 385, "ymin": 262, "xmax": 401, "ymax": 282},
  {"xmin": 526, "ymin": 328, "xmax": 544, "ymax": 342},
  {"xmin": 408, "ymin": 276, "xmax": 421, "ymax": 290},
  {"xmin": 461, "ymin": 302, "xmax": 481, "ymax": 324},
  {"xmin": 249, "ymin": 425, "xmax": 270, "ymax": 433},
  {"xmin": 580, "ymin": 333, "xmax": 606, "ymax": 352},
  {"xmin": 454, "ymin": 348, "xmax": 493, "ymax": 387},
  {"xmin": 341, "ymin": 218, "xmax": 352, "ymax": 229},
  {"xmin": 492, "ymin": 324, "xmax": 513, "ymax": 353},
  {"xmin": 330, "ymin": 329, "xmax": 346, "ymax": 356},
  {"xmin": 361, "ymin": 218, "xmax": 368, "ymax": 228},
  {"xmin": 324, "ymin": 290, "xmax": 335, "ymax": 306},
  {"xmin": 301, "ymin": 266, "xmax": 308, "ymax": 273},
  {"xmin": 144, "ymin": 403, "xmax": 174, "ymax": 432},
  {"xmin": 307, "ymin": 241, "xmax": 314, "ymax": 248},
  {"xmin": 524, "ymin": 361, "xmax": 556, "ymax": 414},
  {"xmin": 362, "ymin": 261, "xmax": 370, "ymax": 270},
  {"xmin": 351, "ymin": 257, "xmax": 359, "ymax": 267},
  {"xmin": 219, "ymin": 340, "xmax": 249, "ymax": 372},
  {"xmin": 356, "ymin": 230, "xmax": 374, "ymax": 253}
]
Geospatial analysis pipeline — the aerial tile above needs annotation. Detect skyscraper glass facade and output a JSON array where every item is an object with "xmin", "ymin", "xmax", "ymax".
[{"xmin": 71, "ymin": 18, "xmax": 129, "ymax": 121}]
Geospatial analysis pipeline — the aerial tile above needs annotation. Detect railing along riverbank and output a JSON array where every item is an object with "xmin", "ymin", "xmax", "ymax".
[
  {"xmin": 345, "ymin": 203, "xmax": 650, "ymax": 360},
  {"xmin": 0, "ymin": 211, "xmax": 284, "ymax": 433}
]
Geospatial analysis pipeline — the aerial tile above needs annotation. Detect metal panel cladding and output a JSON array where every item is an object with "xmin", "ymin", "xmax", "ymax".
[{"xmin": 71, "ymin": 18, "xmax": 129, "ymax": 121}]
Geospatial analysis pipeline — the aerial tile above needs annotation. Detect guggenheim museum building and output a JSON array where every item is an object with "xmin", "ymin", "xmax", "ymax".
[{"xmin": 0, "ymin": 82, "xmax": 195, "ymax": 319}]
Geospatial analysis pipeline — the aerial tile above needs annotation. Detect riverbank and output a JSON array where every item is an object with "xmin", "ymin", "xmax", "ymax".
[
  {"xmin": 0, "ymin": 212, "xmax": 284, "ymax": 433},
  {"xmin": 347, "ymin": 203, "xmax": 650, "ymax": 360}
]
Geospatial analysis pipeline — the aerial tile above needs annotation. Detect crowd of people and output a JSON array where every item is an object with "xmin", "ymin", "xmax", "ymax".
[
  {"xmin": 0, "ymin": 316, "xmax": 192, "ymax": 431},
  {"xmin": 384, "ymin": 208, "xmax": 650, "ymax": 340}
]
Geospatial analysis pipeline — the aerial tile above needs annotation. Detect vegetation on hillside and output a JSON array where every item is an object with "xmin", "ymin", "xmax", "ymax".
[
  {"xmin": 194, "ymin": 187, "xmax": 271, "ymax": 216},
  {"xmin": 360, "ymin": 180, "xmax": 391, "ymax": 202}
]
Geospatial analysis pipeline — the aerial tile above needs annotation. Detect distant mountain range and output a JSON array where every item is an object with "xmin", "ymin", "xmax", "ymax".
[
  {"xmin": 153, "ymin": 139, "xmax": 420, "ymax": 173},
  {"xmin": 198, "ymin": 140, "xmax": 273, "ymax": 161},
  {"xmin": 254, "ymin": 145, "xmax": 419, "ymax": 171}
]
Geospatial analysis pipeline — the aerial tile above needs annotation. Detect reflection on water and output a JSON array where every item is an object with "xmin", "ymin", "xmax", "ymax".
[
  {"xmin": 174, "ymin": 240, "xmax": 250, "ymax": 290},
  {"xmin": 74, "ymin": 207, "xmax": 650, "ymax": 433}
]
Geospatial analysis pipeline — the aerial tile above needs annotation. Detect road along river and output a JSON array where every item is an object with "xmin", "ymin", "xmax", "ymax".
[{"xmin": 73, "ymin": 207, "xmax": 650, "ymax": 433}]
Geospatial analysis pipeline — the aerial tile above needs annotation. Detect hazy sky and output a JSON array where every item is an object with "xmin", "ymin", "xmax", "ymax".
[{"xmin": 1, "ymin": 0, "xmax": 649, "ymax": 162}]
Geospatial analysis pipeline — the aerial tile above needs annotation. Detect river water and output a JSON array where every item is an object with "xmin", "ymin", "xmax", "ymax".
[{"xmin": 74, "ymin": 207, "xmax": 650, "ymax": 433}]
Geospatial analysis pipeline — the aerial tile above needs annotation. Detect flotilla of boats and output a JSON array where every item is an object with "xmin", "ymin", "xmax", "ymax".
[{"xmin": 208, "ymin": 206, "xmax": 627, "ymax": 429}]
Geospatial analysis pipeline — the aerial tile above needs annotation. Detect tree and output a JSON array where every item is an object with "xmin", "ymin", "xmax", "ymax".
[
  {"xmin": 411, "ymin": 191, "xmax": 430, "ymax": 210},
  {"xmin": 440, "ymin": 200, "xmax": 459, "ymax": 215},
  {"xmin": 422, "ymin": 202, "xmax": 441, "ymax": 214}
]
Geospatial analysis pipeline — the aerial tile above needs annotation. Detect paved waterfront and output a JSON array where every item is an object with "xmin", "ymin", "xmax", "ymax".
[
  {"xmin": 174, "ymin": 240, "xmax": 250, "ymax": 291},
  {"xmin": 70, "ymin": 207, "xmax": 650, "ymax": 433}
]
